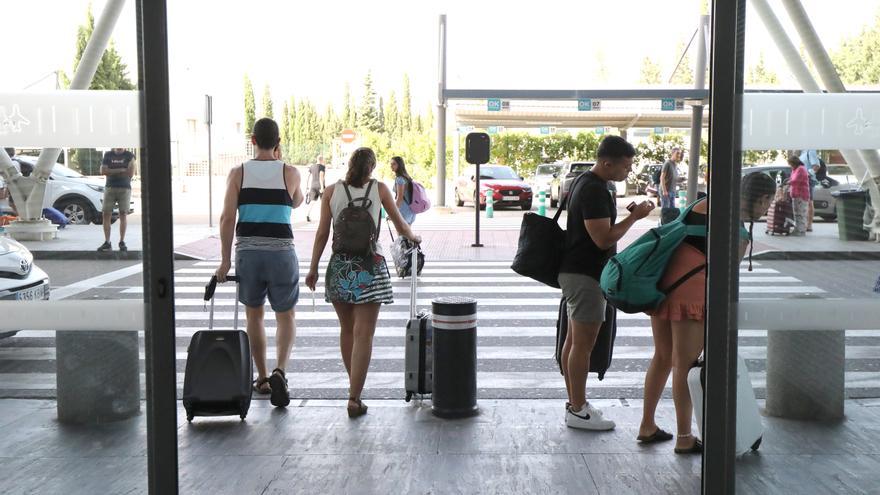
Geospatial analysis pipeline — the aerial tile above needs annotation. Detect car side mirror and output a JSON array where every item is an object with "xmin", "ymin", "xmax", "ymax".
[
  {"xmin": 520, "ymin": 176, "xmax": 525, "ymax": 181},
  {"xmin": 552, "ymin": 173, "xmax": 558, "ymax": 178},
  {"xmin": 470, "ymin": 175, "xmax": 475, "ymax": 182}
]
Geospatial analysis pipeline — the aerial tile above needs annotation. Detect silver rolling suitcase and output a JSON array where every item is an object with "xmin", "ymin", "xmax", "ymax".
[{"xmin": 404, "ymin": 248, "xmax": 432, "ymax": 401}]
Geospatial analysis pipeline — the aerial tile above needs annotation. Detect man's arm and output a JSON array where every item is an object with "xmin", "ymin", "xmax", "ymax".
[
  {"xmin": 319, "ymin": 168, "xmax": 326, "ymax": 190},
  {"xmin": 286, "ymin": 165, "xmax": 305, "ymax": 208},
  {"xmin": 584, "ymin": 202, "xmax": 654, "ymax": 250},
  {"xmin": 218, "ymin": 168, "xmax": 241, "ymax": 268},
  {"xmin": 127, "ymin": 159, "xmax": 136, "ymax": 178}
]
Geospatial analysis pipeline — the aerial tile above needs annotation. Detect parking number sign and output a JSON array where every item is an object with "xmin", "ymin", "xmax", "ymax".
[{"xmin": 487, "ymin": 99, "xmax": 502, "ymax": 112}]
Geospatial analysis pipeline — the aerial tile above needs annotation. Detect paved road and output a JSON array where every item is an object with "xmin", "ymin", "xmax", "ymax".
[{"xmin": 3, "ymin": 257, "xmax": 878, "ymax": 400}]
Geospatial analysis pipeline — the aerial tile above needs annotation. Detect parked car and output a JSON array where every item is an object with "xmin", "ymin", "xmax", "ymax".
[
  {"xmin": 455, "ymin": 164, "xmax": 533, "ymax": 210},
  {"xmin": 0, "ymin": 236, "xmax": 51, "ymax": 339},
  {"xmin": 532, "ymin": 163, "xmax": 563, "ymax": 200},
  {"xmin": 10, "ymin": 156, "xmax": 132, "ymax": 225},
  {"xmin": 742, "ymin": 165, "xmax": 855, "ymax": 220},
  {"xmin": 557, "ymin": 162, "xmax": 594, "ymax": 208},
  {"xmin": 630, "ymin": 163, "xmax": 663, "ymax": 196}
]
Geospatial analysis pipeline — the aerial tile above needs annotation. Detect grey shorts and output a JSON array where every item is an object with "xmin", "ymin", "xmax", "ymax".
[
  {"xmin": 103, "ymin": 187, "xmax": 131, "ymax": 213},
  {"xmin": 558, "ymin": 272, "xmax": 607, "ymax": 324},
  {"xmin": 235, "ymin": 249, "xmax": 300, "ymax": 312}
]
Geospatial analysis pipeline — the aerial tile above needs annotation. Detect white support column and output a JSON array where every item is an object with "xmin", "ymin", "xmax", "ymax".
[
  {"xmin": 687, "ymin": 15, "xmax": 709, "ymax": 204},
  {"xmin": 436, "ymin": 14, "xmax": 448, "ymax": 207},
  {"xmin": 779, "ymin": 0, "xmax": 880, "ymax": 239}
]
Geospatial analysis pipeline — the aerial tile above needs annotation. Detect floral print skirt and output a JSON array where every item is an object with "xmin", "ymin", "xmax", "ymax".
[{"xmin": 325, "ymin": 252, "xmax": 394, "ymax": 304}]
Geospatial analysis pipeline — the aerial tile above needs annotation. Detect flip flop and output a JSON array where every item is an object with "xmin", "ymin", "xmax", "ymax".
[
  {"xmin": 674, "ymin": 438, "xmax": 704, "ymax": 454},
  {"xmin": 637, "ymin": 427, "xmax": 674, "ymax": 443}
]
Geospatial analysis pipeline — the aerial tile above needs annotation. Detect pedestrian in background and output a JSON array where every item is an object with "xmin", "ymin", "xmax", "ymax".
[
  {"xmin": 305, "ymin": 155, "xmax": 326, "ymax": 223},
  {"xmin": 305, "ymin": 147, "xmax": 420, "ymax": 418},
  {"xmin": 97, "ymin": 148, "xmax": 136, "ymax": 252},
  {"xmin": 660, "ymin": 148, "xmax": 682, "ymax": 209},
  {"xmin": 638, "ymin": 172, "xmax": 776, "ymax": 454},
  {"xmin": 788, "ymin": 155, "xmax": 811, "ymax": 236},
  {"xmin": 215, "ymin": 117, "xmax": 305, "ymax": 408},
  {"xmin": 559, "ymin": 136, "xmax": 654, "ymax": 431},
  {"xmin": 391, "ymin": 156, "xmax": 416, "ymax": 225}
]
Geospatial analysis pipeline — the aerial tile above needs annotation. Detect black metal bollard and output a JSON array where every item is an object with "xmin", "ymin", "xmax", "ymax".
[{"xmin": 431, "ymin": 296, "xmax": 479, "ymax": 418}]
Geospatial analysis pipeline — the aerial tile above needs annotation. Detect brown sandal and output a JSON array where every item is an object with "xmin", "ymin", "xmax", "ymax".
[
  {"xmin": 253, "ymin": 377, "xmax": 271, "ymax": 395},
  {"xmin": 347, "ymin": 397, "xmax": 368, "ymax": 418}
]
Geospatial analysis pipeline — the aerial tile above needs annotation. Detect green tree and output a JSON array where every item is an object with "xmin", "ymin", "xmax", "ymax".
[
  {"xmin": 243, "ymin": 74, "xmax": 256, "ymax": 136},
  {"xmin": 287, "ymin": 96, "xmax": 297, "ymax": 149},
  {"xmin": 670, "ymin": 40, "xmax": 695, "ymax": 85},
  {"xmin": 414, "ymin": 115, "xmax": 423, "ymax": 133},
  {"xmin": 832, "ymin": 14, "xmax": 880, "ymax": 85},
  {"xmin": 401, "ymin": 73, "xmax": 412, "ymax": 132},
  {"xmin": 280, "ymin": 102, "xmax": 290, "ymax": 154},
  {"xmin": 747, "ymin": 52, "xmax": 779, "ymax": 85},
  {"xmin": 377, "ymin": 96, "xmax": 386, "ymax": 133},
  {"xmin": 358, "ymin": 70, "xmax": 381, "ymax": 131},
  {"xmin": 261, "ymin": 83, "xmax": 274, "ymax": 119},
  {"xmin": 425, "ymin": 104, "xmax": 434, "ymax": 131},
  {"xmin": 69, "ymin": 5, "xmax": 136, "ymax": 174},
  {"xmin": 385, "ymin": 90, "xmax": 399, "ymax": 137},
  {"xmin": 341, "ymin": 83, "xmax": 353, "ymax": 128},
  {"xmin": 639, "ymin": 57, "xmax": 663, "ymax": 84}
]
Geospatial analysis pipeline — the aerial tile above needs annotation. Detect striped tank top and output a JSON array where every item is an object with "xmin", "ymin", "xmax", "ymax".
[{"xmin": 236, "ymin": 160, "xmax": 294, "ymax": 251}]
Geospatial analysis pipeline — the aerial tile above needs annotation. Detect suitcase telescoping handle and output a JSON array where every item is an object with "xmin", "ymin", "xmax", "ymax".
[
  {"xmin": 410, "ymin": 247, "xmax": 418, "ymax": 320},
  {"xmin": 204, "ymin": 275, "xmax": 239, "ymax": 331}
]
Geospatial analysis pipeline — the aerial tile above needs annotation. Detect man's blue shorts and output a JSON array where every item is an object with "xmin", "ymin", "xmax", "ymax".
[{"xmin": 234, "ymin": 249, "xmax": 300, "ymax": 312}]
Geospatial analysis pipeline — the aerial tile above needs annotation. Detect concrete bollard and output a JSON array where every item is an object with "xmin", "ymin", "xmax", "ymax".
[
  {"xmin": 538, "ymin": 190, "xmax": 546, "ymax": 217},
  {"xmin": 486, "ymin": 194, "xmax": 494, "ymax": 218},
  {"xmin": 56, "ymin": 331, "xmax": 141, "ymax": 424},
  {"xmin": 431, "ymin": 297, "xmax": 479, "ymax": 419},
  {"xmin": 764, "ymin": 295, "xmax": 845, "ymax": 420}
]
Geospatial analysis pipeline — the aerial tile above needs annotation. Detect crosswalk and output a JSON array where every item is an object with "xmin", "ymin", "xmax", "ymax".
[{"xmin": 1, "ymin": 259, "xmax": 878, "ymax": 400}]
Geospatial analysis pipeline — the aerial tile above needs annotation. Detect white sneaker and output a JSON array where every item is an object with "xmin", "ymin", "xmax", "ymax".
[{"xmin": 565, "ymin": 402, "xmax": 616, "ymax": 431}]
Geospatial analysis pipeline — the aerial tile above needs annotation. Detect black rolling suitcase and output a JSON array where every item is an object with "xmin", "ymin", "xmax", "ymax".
[
  {"xmin": 404, "ymin": 249, "xmax": 432, "ymax": 401},
  {"xmin": 183, "ymin": 275, "xmax": 253, "ymax": 421},
  {"xmin": 554, "ymin": 298, "xmax": 617, "ymax": 380}
]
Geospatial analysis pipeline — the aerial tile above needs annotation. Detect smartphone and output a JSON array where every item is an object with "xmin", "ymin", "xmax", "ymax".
[{"xmin": 626, "ymin": 201, "xmax": 637, "ymax": 212}]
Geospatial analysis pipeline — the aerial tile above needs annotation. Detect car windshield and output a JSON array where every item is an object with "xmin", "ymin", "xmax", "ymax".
[
  {"xmin": 569, "ymin": 163, "xmax": 592, "ymax": 174},
  {"xmin": 51, "ymin": 164, "xmax": 86, "ymax": 178},
  {"xmin": 480, "ymin": 166, "xmax": 519, "ymax": 180},
  {"xmin": 535, "ymin": 165, "xmax": 561, "ymax": 176}
]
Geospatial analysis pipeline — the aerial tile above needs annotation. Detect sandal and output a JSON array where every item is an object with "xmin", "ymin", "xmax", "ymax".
[
  {"xmin": 637, "ymin": 427, "xmax": 674, "ymax": 444},
  {"xmin": 253, "ymin": 377, "xmax": 271, "ymax": 395},
  {"xmin": 674, "ymin": 437, "xmax": 704, "ymax": 454},
  {"xmin": 347, "ymin": 397, "xmax": 368, "ymax": 418},
  {"xmin": 268, "ymin": 368, "xmax": 290, "ymax": 408}
]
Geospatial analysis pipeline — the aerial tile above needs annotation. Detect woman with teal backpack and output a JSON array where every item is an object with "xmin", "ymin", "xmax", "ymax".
[{"xmin": 636, "ymin": 172, "xmax": 776, "ymax": 454}]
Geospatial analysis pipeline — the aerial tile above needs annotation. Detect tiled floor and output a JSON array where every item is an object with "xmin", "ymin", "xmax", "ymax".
[{"xmin": 2, "ymin": 398, "xmax": 880, "ymax": 494}]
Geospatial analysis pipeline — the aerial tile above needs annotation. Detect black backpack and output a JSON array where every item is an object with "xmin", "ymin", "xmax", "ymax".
[{"xmin": 332, "ymin": 180, "xmax": 378, "ymax": 257}]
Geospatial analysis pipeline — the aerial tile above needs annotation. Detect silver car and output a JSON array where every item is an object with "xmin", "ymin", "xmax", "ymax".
[{"xmin": 742, "ymin": 165, "xmax": 856, "ymax": 220}]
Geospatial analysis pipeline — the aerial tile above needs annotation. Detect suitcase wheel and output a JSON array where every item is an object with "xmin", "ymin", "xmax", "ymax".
[
  {"xmin": 751, "ymin": 436, "xmax": 762, "ymax": 451},
  {"xmin": 187, "ymin": 414, "xmax": 194, "ymax": 422},
  {"xmin": 240, "ymin": 415, "xmax": 247, "ymax": 421},
  {"xmin": 405, "ymin": 391, "xmax": 413, "ymax": 403}
]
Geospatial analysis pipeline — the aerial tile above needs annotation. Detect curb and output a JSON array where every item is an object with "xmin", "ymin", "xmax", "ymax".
[
  {"xmin": 31, "ymin": 251, "xmax": 205, "ymax": 261},
  {"xmin": 751, "ymin": 250, "xmax": 880, "ymax": 261}
]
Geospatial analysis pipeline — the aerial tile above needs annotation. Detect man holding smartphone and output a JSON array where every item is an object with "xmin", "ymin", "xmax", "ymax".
[{"xmin": 558, "ymin": 135, "xmax": 654, "ymax": 431}]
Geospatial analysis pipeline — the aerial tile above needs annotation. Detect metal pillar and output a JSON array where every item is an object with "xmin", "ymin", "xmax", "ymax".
[
  {"xmin": 780, "ymin": 0, "xmax": 880, "ymax": 239},
  {"xmin": 436, "ymin": 14, "xmax": 448, "ymax": 207},
  {"xmin": 704, "ymin": 0, "xmax": 747, "ymax": 492},
  {"xmin": 137, "ymin": 0, "xmax": 180, "ymax": 491},
  {"xmin": 453, "ymin": 126, "xmax": 461, "ymax": 183},
  {"xmin": 687, "ymin": 15, "xmax": 710, "ymax": 204}
]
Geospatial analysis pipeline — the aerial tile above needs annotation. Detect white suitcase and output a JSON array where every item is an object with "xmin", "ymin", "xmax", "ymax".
[{"xmin": 688, "ymin": 353, "xmax": 763, "ymax": 455}]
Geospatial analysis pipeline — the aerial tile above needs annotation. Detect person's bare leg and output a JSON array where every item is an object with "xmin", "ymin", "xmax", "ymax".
[
  {"xmin": 245, "ymin": 305, "xmax": 268, "ymax": 379},
  {"xmin": 561, "ymin": 329, "xmax": 574, "ymax": 404},
  {"xmin": 102, "ymin": 211, "xmax": 112, "ymax": 242},
  {"xmin": 348, "ymin": 303, "xmax": 380, "ymax": 403},
  {"xmin": 807, "ymin": 200, "xmax": 814, "ymax": 230},
  {"xmin": 564, "ymin": 319, "xmax": 602, "ymax": 411},
  {"xmin": 118, "ymin": 212, "xmax": 127, "ymax": 242},
  {"xmin": 274, "ymin": 308, "xmax": 295, "ymax": 371},
  {"xmin": 671, "ymin": 318, "xmax": 705, "ymax": 450},
  {"xmin": 333, "ymin": 302, "xmax": 356, "ymax": 376},
  {"xmin": 640, "ymin": 316, "xmax": 674, "ymax": 437}
]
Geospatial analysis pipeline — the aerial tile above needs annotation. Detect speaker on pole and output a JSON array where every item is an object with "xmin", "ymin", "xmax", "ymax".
[{"xmin": 465, "ymin": 132, "xmax": 490, "ymax": 165}]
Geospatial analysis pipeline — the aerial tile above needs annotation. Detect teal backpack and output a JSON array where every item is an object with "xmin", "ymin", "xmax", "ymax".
[{"xmin": 600, "ymin": 200, "xmax": 708, "ymax": 314}]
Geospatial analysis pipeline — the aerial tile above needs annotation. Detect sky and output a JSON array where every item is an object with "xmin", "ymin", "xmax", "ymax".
[{"xmin": 3, "ymin": 0, "xmax": 879, "ymax": 130}]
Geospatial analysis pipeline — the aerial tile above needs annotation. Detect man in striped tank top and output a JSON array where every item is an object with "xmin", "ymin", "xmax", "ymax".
[{"xmin": 216, "ymin": 118, "xmax": 305, "ymax": 408}]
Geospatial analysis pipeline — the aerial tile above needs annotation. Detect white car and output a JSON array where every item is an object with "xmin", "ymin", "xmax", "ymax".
[
  {"xmin": 0, "ymin": 236, "xmax": 50, "ymax": 338},
  {"xmin": 9, "ymin": 156, "xmax": 133, "ymax": 225}
]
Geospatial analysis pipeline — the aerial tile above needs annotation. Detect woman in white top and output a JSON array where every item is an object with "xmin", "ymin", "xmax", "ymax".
[{"xmin": 305, "ymin": 147, "xmax": 420, "ymax": 418}]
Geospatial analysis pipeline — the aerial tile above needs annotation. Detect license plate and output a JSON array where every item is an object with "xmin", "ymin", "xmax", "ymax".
[
  {"xmin": 16, "ymin": 285, "xmax": 44, "ymax": 301},
  {"xmin": 502, "ymin": 196, "xmax": 520, "ymax": 201}
]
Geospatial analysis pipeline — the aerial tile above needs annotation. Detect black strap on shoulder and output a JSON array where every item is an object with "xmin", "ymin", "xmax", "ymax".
[
  {"xmin": 342, "ymin": 181, "xmax": 354, "ymax": 203},
  {"xmin": 662, "ymin": 263, "xmax": 707, "ymax": 295},
  {"xmin": 554, "ymin": 173, "xmax": 586, "ymax": 222}
]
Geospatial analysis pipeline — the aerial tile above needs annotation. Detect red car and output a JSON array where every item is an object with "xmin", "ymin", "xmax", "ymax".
[{"xmin": 454, "ymin": 165, "xmax": 533, "ymax": 210}]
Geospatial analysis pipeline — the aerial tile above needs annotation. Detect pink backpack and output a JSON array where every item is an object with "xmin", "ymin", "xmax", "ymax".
[{"xmin": 408, "ymin": 180, "xmax": 431, "ymax": 214}]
